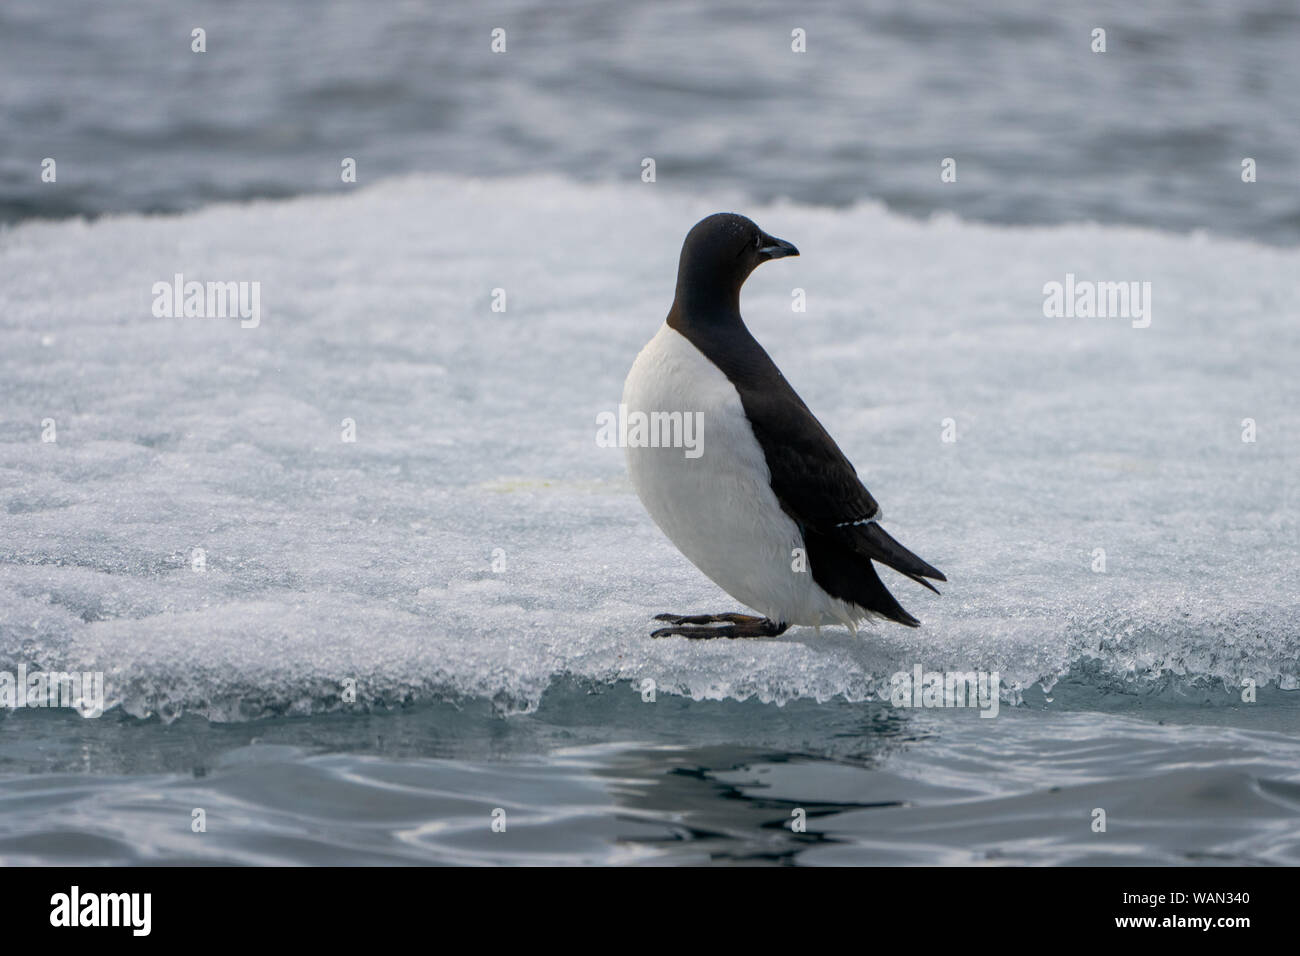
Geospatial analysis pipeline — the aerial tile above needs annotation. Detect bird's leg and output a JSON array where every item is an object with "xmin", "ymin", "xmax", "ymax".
[{"xmin": 650, "ymin": 615, "xmax": 790, "ymax": 639}]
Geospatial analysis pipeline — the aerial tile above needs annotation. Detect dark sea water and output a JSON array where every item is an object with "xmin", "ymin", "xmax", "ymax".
[
  {"xmin": 2, "ymin": 0, "xmax": 1299, "ymax": 243},
  {"xmin": 1, "ymin": 0, "xmax": 1298, "ymax": 866},
  {"xmin": 5, "ymin": 686, "xmax": 1300, "ymax": 865}
]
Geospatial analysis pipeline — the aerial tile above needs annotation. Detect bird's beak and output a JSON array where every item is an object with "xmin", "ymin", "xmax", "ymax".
[{"xmin": 758, "ymin": 236, "xmax": 799, "ymax": 260}]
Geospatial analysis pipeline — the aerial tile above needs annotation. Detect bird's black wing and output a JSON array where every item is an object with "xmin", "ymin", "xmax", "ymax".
[
  {"xmin": 735, "ymin": 370, "xmax": 946, "ymax": 591},
  {"xmin": 671, "ymin": 319, "xmax": 945, "ymax": 625}
]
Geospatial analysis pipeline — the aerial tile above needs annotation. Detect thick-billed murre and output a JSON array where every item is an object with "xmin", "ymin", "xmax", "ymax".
[{"xmin": 623, "ymin": 213, "xmax": 945, "ymax": 638}]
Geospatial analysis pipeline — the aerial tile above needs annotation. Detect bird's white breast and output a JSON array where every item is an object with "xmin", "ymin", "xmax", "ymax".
[{"xmin": 622, "ymin": 324, "xmax": 858, "ymax": 627}]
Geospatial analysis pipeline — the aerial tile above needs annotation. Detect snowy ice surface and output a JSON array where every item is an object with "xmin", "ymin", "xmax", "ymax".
[{"xmin": 1, "ymin": 175, "xmax": 1297, "ymax": 721}]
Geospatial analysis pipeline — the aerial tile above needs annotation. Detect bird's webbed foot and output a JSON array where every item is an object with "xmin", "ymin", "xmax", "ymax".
[{"xmin": 650, "ymin": 613, "xmax": 789, "ymax": 639}]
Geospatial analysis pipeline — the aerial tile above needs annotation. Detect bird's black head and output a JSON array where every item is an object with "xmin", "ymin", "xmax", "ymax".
[{"xmin": 671, "ymin": 213, "xmax": 798, "ymax": 318}]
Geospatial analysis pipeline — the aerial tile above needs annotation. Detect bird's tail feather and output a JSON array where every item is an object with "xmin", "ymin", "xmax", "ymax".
[
  {"xmin": 803, "ymin": 527, "xmax": 923, "ymax": 627},
  {"xmin": 848, "ymin": 522, "xmax": 946, "ymax": 590},
  {"xmin": 857, "ymin": 560, "xmax": 922, "ymax": 627}
]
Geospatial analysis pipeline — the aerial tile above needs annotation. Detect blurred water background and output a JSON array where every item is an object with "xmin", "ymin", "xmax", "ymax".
[{"xmin": 2, "ymin": 0, "xmax": 1298, "ymax": 242}]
